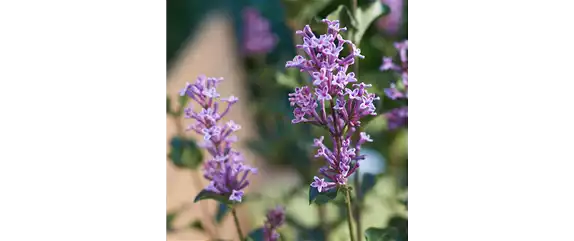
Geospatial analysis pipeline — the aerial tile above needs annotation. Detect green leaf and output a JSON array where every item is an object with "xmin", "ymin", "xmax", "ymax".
[
  {"xmin": 361, "ymin": 173, "xmax": 377, "ymax": 195},
  {"xmin": 352, "ymin": 1, "xmax": 387, "ymax": 44},
  {"xmin": 326, "ymin": 5, "xmax": 357, "ymax": 31},
  {"xmin": 193, "ymin": 190, "xmax": 235, "ymax": 205},
  {"xmin": 215, "ymin": 202, "xmax": 230, "ymax": 223},
  {"xmin": 364, "ymin": 227, "xmax": 399, "ymax": 241},
  {"xmin": 168, "ymin": 137, "xmax": 203, "ymax": 169},
  {"xmin": 387, "ymin": 216, "xmax": 408, "ymax": 241},
  {"xmin": 296, "ymin": 0, "xmax": 335, "ymax": 23},
  {"xmin": 245, "ymin": 227, "xmax": 264, "ymax": 241},
  {"xmin": 276, "ymin": 71, "xmax": 299, "ymax": 89},
  {"xmin": 167, "ymin": 211, "xmax": 177, "ymax": 231},
  {"xmin": 189, "ymin": 220, "xmax": 204, "ymax": 231},
  {"xmin": 309, "ymin": 186, "xmax": 338, "ymax": 205}
]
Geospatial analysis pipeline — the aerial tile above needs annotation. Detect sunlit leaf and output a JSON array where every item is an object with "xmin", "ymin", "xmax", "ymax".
[
  {"xmin": 326, "ymin": 5, "xmax": 356, "ymax": 30},
  {"xmin": 353, "ymin": 1, "xmax": 388, "ymax": 44}
]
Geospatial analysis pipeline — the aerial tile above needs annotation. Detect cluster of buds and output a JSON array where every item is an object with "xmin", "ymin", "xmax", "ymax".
[
  {"xmin": 380, "ymin": 40, "xmax": 408, "ymax": 130},
  {"xmin": 286, "ymin": 19, "xmax": 378, "ymax": 192},
  {"xmin": 180, "ymin": 75, "xmax": 256, "ymax": 202},
  {"xmin": 242, "ymin": 7, "xmax": 278, "ymax": 56},
  {"xmin": 262, "ymin": 206, "xmax": 285, "ymax": 241}
]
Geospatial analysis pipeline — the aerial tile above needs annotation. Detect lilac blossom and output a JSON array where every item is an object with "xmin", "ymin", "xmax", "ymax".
[
  {"xmin": 376, "ymin": 0, "xmax": 404, "ymax": 35},
  {"xmin": 263, "ymin": 206, "xmax": 285, "ymax": 241},
  {"xmin": 385, "ymin": 106, "xmax": 408, "ymax": 130},
  {"xmin": 243, "ymin": 7, "xmax": 278, "ymax": 56},
  {"xmin": 380, "ymin": 40, "xmax": 408, "ymax": 130},
  {"xmin": 287, "ymin": 19, "xmax": 378, "ymax": 192},
  {"xmin": 180, "ymin": 75, "xmax": 256, "ymax": 202}
]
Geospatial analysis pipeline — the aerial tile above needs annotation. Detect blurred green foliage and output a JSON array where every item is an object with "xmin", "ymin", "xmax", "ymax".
[
  {"xmin": 365, "ymin": 227, "xmax": 399, "ymax": 241},
  {"xmin": 168, "ymin": 137, "xmax": 203, "ymax": 169}
]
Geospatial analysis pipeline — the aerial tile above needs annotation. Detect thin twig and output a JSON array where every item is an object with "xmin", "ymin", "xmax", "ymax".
[
  {"xmin": 344, "ymin": 187, "xmax": 356, "ymax": 241},
  {"xmin": 231, "ymin": 207, "xmax": 245, "ymax": 241}
]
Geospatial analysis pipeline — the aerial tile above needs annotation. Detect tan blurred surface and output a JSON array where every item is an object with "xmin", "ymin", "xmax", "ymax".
[{"xmin": 166, "ymin": 14, "xmax": 260, "ymax": 241}]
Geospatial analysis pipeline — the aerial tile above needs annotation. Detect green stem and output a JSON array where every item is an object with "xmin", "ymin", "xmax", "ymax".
[
  {"xmin": 344, "ymin": 187, "xmax": 356, "ymax": 241},
  {"xmin": 318, "ymin": 205, "xmax": 330, "ymax": 241},
  {"xmin": 231, "ymin": 207, "xmax": 244, "ymax": 241},
  {"xmin": 351, "ymin": 0, "xmax": 361, "ymax": 236},
  {"xmin": 354, "ymin": 169, "xmax": 362, "ymax": 241}
]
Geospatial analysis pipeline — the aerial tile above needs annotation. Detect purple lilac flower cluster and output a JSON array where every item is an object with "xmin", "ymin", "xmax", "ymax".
[
  {"xmin": 262, "ymin": 206, "xmax": 285, "ymax": 241},
  {"xmin": 180, "ymin": 75, "xmax": 257, "ymax": 202},
  {"xmin": 286, "ymin": 19, "xmax": 378, "ymax": 192},
  {"xmin": 380, "ymin": 40, "xmax": 408, "ymax": 130},
  {"xmin": 243, "ymin": 7, "xmax": 278, "ymax": 56}
]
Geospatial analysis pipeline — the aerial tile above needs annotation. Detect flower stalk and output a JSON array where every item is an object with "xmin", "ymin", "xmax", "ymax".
[
  {"xmin": 231, "ymin": 207, "xmax": 245, "ymax": 240},
  {"xmin": 344, "ymin": 186, "xmax": 356, "ymax": 241}
]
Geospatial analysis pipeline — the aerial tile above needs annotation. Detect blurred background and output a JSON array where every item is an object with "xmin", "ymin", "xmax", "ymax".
[{"xmin": 166, "ymin": 0, "xmax": 407, "ymax": 240}]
